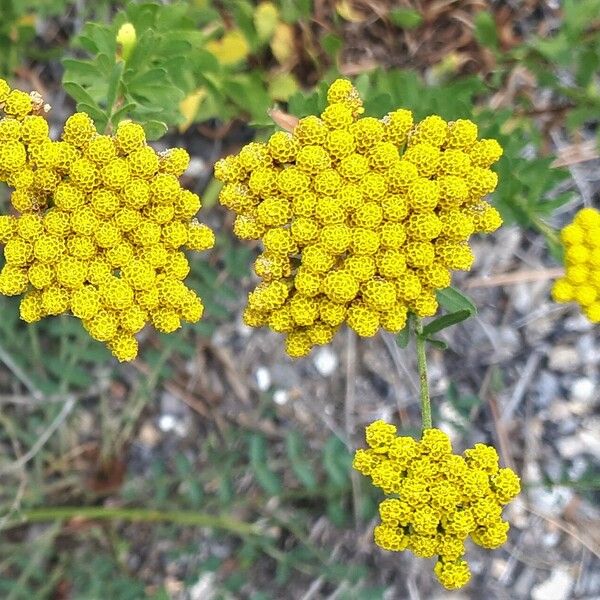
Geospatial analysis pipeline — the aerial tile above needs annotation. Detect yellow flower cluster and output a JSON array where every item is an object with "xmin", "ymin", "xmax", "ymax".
[
  {"xmin": 214, "ymin": 79, "xmax": 503, "ymax": 357},
  {"xmin": 353, "ymin": 421, "xmax": 520, "ymax": 590},
  {"xmin": 551, "ymin": 207, "xmax": 600, "ymax": 322},
  {"xmin": 0, "ymin": 80, "xmax": 215, "ymax": 361}
]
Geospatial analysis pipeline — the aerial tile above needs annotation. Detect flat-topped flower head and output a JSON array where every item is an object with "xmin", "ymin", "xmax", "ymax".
[
  {"xmin": 353, "ymin": 422, "xmax": 520, "ymax": 590},
  {"xmin": 0, "ymin": 81, "xmax": 214, "ymax": 361},
  {"xmin": 552, "ymin": 207, "xmax": 600, "ymax": 322},
  {"xmin": 215, "ymin": 78, "xmax": 503, "ymax": 357}
]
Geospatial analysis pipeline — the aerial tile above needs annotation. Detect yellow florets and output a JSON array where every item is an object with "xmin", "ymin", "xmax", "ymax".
[
  {"xmin": 0, "ymin": 83, "xmax": 214, "ymax": 361},
  {"xmin": 552, "ymin": 207, "xmax": 600, "ymax": 322},
  {"xmin": 215, "ymin": 79, "xmax": 503, "ymax": 356},
  {"xmin": 354, "ymin": 422, "xmax": 520, "ymax": 590}
]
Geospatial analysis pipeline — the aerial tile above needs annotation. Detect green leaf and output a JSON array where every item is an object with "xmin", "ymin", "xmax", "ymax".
[
  {"xmin": 109, "ymin": 102, "xmax": 137, "ymax": 127},
  {"xmin": 106, "ymin": 62, "xmax": 125, "ymax": 118},
  {"xmin": 285, "ymin": 431, "xmax": 317, "ymax": 490},
  {"xmin": 389, "ymin": 8, "xmax": 423, "ymax": 29},
  {"xmin": 473, "ymin": 11, "xmax": 499, "ymax": 50},
  {"xmin": 249, "ymin": 434, "xmax": 282, "ymax": 496},
  {"xmin": 76, "ymin": 103, "xmax": 109, "ymax": 128},
  {"xmin": 435, "ymin": 287, "xmax": 477, "ymax": 316},
  {"xmin": 322, "ymin": 33, "xmax": 343, "ymax": 58},
  {"xmin": 395, "ymin": 320, "xmax": 411, "ymax": 348},
  {"xmin": 425, "ymin": 337, "xmax": 448, "ymax": 351},
  {"xmin": 421, "ymin": 309, "xmax": 472, "ymax": 337},
  {"xmin": 62, "ymin": 58, "xmax": 102, "ymax": 80},
  {"xmin": 142, "ymin": 120, "xmax": 168, "ymax": 140},
  {"xmin": 62, "ymin": 81, "xmax": 99, "ymax": 108},
  {"xmin": 323, "ymin": 437, "xmax": 351, "ymax": 489},
  {"xmin": 279, "ymin": 0, "xmax": 312, "ymax": 22}
]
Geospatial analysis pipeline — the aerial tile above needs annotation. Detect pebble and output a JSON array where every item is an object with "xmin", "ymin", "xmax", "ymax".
[
  {"xmin": 255, "ymin": 366, "xmax": 271, "ymax": 391},
  {"xmin": 535, "ymin": 371, "xmax": 560, "ymax": 406},
  {"xmin": 531, "ymin": 567, "xmax": 574, "ymax": 600},
  {"xmin": 577, "ymin": 334, "xmax": 600, "ymax": 365},
  {"xmin": 548, "ymin": 345, "xmax": 579, "ymax": 372},
  {"xmin": 529, "ymin": 485, "xmax": 574, "ymax": 518},
  {"xmin": 138, "ymin": 421, "xmax": 161, "ymax": 448},
  {"xmin": 557, "ymin": 436, "xmax": 584, "ymax": 459},
  {"xmin": 570, "ymin": 377, "xmax": 595, "ymax": 403},
  {"xmin": 493, "ymin": 326, "xmax": 521, "ymax": 361},
  {"xmin": 568, "ymin": 456, "xmax": 589, "ymax": 479},
  {"xmin": 580, "ymin": 425, "xmax": 600, "ymax": 455},
  {"xmin": 186, "ymin": 156, "xmax": 206, "ymax": 178},
  {"xmin": 490, "ymin": 557, "xmax": 508, "ymax": 579},
  {"xmin": 313, "ymin": 346, "xmax": 338, "ymax": 376},
  {"xmin": 158, "ymin": 414, "xmax": 186, "ymax": 436},
  {"xmin": 273, "ymin": 389, "xmax": 289, "ymax": 405},
  {"xmin": 189, "ymin": 572, "xmax": 216, "ymax": 600},
  {"xmin": 564, "ymin": 313, "xmax": 593, "ymax": 332},
  {"xmin": 542, "ymin": 530, "xmax": 561, "ymax": 548}
]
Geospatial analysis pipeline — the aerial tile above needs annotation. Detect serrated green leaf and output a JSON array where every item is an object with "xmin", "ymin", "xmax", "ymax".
[
  {"xmin": 435, "ymin": 287, "xmax": 477, "ymax": 316},
  {"xmin": 421, "ymin": 309, "xmax": 472, "ymax": 337}
]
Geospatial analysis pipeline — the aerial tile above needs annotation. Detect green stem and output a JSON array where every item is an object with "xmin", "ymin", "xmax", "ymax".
[
  {"xmin": 532, "ymin": 216, "xmax": 561, "ymax": 248},
  {"xmin": 414, "ymin": 318, "xmax": 432, "ymax": 431},
  {"xmin": 6, "ymin": 507, "xmax": 261, "ymax": 538}
]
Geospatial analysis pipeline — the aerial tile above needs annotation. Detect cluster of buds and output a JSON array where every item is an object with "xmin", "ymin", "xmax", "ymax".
[
  {"xmin": 353, "ymin": 422, "xmax": 520, "ymax": 589},
  {"xmin": 0, "ymin": 79, "xmax": 214, "ymax": 361},
  {"xmin": 215, "ymin": 79, "xmax": 503, "ymax": 357},
  {"xmin": 551, "ymin": 207, "xmax": 600, "ymax": 322}
]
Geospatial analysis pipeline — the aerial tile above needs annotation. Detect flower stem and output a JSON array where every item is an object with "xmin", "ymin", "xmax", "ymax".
[
  {"xmin": 5, "ymin": 506, "xmax": 261, "ymax": 538},
  {"xmin": 414, "ymin": 317, "xmax": 432, "ymax": 431}
]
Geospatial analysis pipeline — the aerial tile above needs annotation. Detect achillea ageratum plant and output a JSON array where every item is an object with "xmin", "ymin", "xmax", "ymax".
[
  {"xmin": 551, "ymin": 207, "xmax": 600, "ymax": 322},
  {"xmin": 0, "ymin": 80, "xmax": 215, "ymax": 361},
  {"xmin": 353, "ymin": 422, "xmax": 520, "ymax": 589},
  {"xmin": 214, "ymin": 78, "xmax": 503, "ymax": 357}
]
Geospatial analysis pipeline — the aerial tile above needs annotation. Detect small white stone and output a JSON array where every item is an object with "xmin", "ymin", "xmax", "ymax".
[
  {"xmin": 568, "ymin": 456, "xmax": 588, "ymax": 479},
  {"xmin": 548, "ymin": 345, "xmax": 579, "ymax": 372},
  {"xmin": 189, "ymin": 572, "xmax": 216, "ymax": 600},
  {"xmin": 313, "ymin": 347, "xmax": 338, "ymax": 376},
  {"xmin": 531, "ymin": 568, "xmax": 574, "ymax": 600},
  {"xmin": 564, "ymin": 313, "xmax": 593, "ymax": 332},
  {"xmin": 490, "ymin": 558, "xmax": 508, "ymax": 579},
  {"xmin": 138, "ymin": 421, "xmax": 160, "ymax": 447},
  {"xmin": 580, "ymin": 426, "xmax": 600, "ymax": 455},
  {"xmin": 255, "ymin": 366, "xmax": 271, "ymax": 391},
  {"xmin": 542, "ymin": 530, "xmax": 561, "ymax": 548},
  {"xmin": 158, "ymin": 414, "xmax": 177, "ymax": 432},
  {"xmin": 273, "ymin": 389, "xmax": 289, "ymax": 405},
  {"xmin": 570, "ymin": 378, "xmax": 595, "ymax": 403},
  {"xmin": 186, "ymin": 156, "xmax": 206, "ymax": 178},
  {"xmin": 557, "ymin": 436, "xmax": 584, "ymax": 459},
  {"xmin": 529, "ymin": 485, "xmax": 573, "ymax": 518}
]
